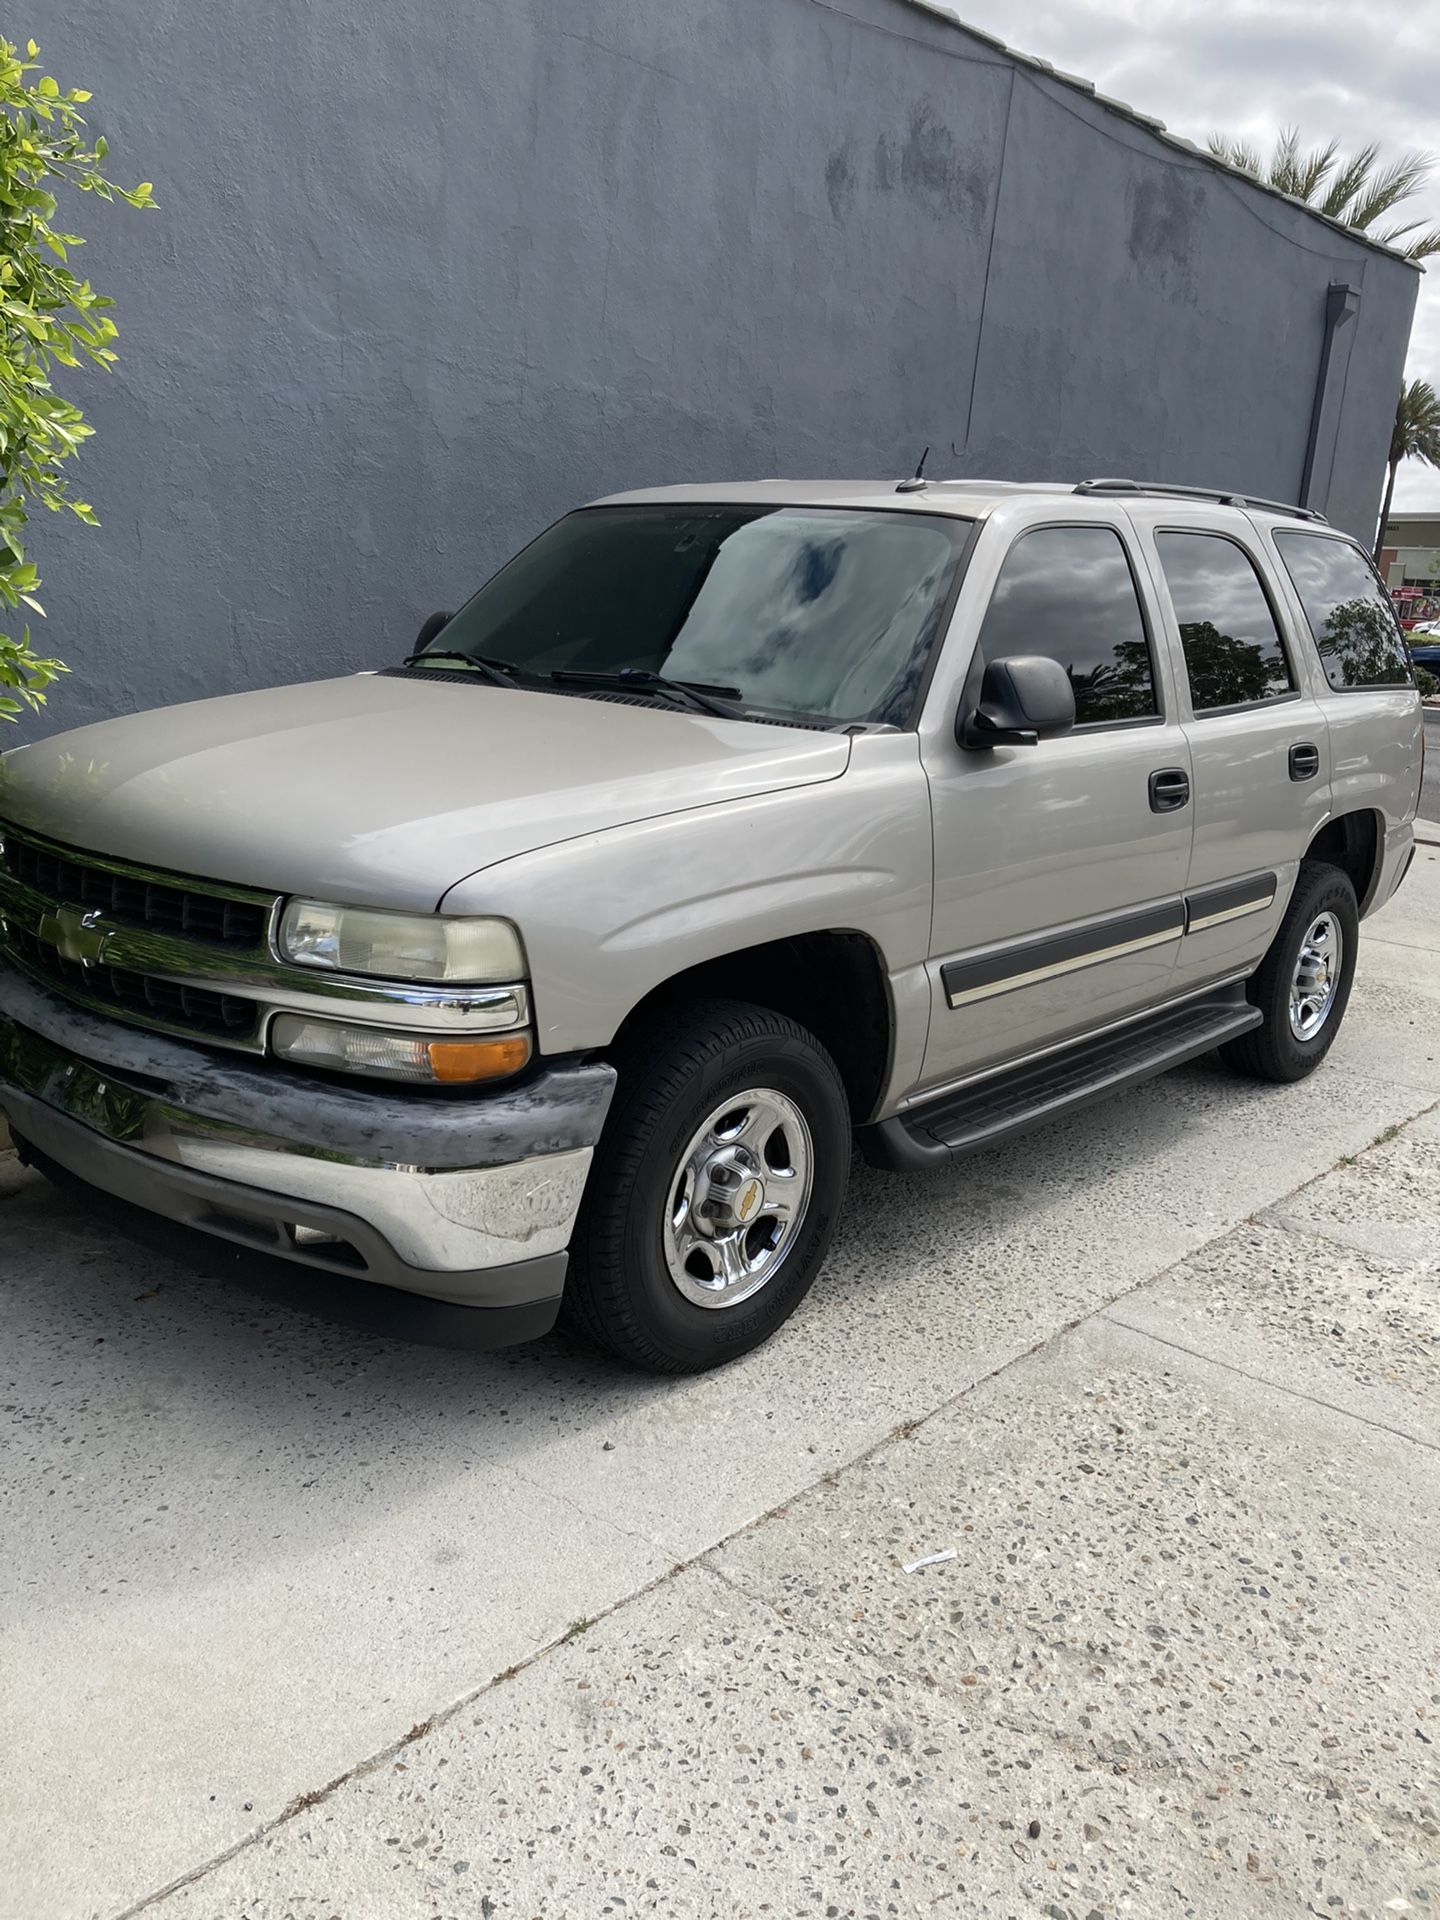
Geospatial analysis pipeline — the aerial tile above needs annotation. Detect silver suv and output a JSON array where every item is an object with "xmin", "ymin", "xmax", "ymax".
[{"xmin": 0, "ymin": 477, "xmax": 1423, "ymax": 1371}]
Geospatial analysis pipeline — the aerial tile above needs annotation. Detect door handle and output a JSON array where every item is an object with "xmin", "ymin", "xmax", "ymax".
[
  {"xmin": 1289, "ymin": 741, "xmax": 1320, "ymax": 782},
  {"xmin": 1148, "ymin": 767, "xmax": 1190, "ymax": 813}
]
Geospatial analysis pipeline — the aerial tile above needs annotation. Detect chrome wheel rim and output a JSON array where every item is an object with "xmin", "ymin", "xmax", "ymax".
[
  {"xmin": 662, "ymin": 1088, "xmax": 814, "ymax": 1310},
  {"xmin": 1289, "ymin": 911, "xmax": 1343, "ymax": 1040}
]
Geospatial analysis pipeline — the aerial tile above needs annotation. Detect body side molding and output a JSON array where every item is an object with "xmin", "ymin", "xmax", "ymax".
[
  {"xmin": 1184, "ymin": 871, "xmax": 1278, "ymax": 933},
  {"xmin": 940, "ymin": 900, "xmax": 1185, "ymax": 1009}
]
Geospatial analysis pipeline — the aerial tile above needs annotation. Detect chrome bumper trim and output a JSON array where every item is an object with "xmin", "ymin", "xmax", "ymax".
[
  {"xmin": 0, "ymin": 963, "xmax": 611, "ymax": 1169},
  {"xmin": 0, "ymin": 966, "xmax": 615, "ymax": 1296},
  {"xmin": 6, "ymin": 1082, "xmax": 587, "ymax": 1304}
]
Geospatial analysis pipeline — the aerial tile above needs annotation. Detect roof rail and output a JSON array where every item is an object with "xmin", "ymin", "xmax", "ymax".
[{"xmin": 1073, "ymin": 477, "xmax": 1328, "ymax": 524}]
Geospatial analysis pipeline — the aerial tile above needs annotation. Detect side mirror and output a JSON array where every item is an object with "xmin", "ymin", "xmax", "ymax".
[
  {"xmin": 413, "ymin": 610, "xmax": 453, "ymax": 652},
  {"xmin": 959, "ymin": 654, "xmax": 1076, "ymax": 750}
]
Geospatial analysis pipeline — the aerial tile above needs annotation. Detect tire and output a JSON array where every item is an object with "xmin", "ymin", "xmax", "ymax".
[
  {"xmin": 1220, "ymin": 860, "xmax": 1359, "ymax": 1084},
  {"xmin": 564, "ymin": 997, "xmax": 851, "ymax": 1373}
]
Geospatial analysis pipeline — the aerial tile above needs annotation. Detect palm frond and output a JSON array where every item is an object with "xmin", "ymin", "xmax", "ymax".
[
  {"xmin": 1208, "ymin": 133, "xmax": 1263, "ymax": 175},
  {"xmin": 1391, "ymin": 224, "xmax": 1440, "ymax": 262},
  {"xmin": 1267, "ymin": 128, "xmax": 1340, "ymax": 201},
  {"xmin": 1366, "ymin": 215, "xmax": 1440, "ymax": 260},
  {"xmin": 1267, "ymin": 126, "xmax": 1301, "ymax": 192},
  {"xmin": 1210, "ymin": 123, "xmax": 1439, "ymax": 257},
  {"xmin": 1285, "ymin": 137, "xmax": 1339, "ymax": 202},
  {"xmin": 1346, "ymin": 151, "xmax": 1434, "ymax": 232},
  {"xmin": 1318, "ymin": 143, "xmax": 1380, "ymax": 221}
]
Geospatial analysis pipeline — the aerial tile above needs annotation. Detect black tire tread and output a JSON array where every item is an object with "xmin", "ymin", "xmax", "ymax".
[
  {"xmin": 1220, "ymin": 859, "xmax": 1357, "ymax": 1083},
  {"xmin": 564, "ymin": 997, "xmax": 848, "ymax": 1372}
]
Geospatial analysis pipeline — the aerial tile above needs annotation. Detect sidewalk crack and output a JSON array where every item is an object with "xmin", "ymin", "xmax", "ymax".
[{"xmin": 1101, "ymin": 1309, "xmax": 1440, "ymax": 1454}]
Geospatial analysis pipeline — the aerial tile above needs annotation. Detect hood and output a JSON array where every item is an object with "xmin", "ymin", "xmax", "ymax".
[{"xmin": 0, "ymin": 675, "xmax": 851, "ymax": 910}]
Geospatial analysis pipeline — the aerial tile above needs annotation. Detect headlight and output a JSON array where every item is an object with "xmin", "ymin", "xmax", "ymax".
[
  {"xmin": 271, "ymin": 1016, "xmax": 531, "ymax": 1084},
  {"xmin": 278, "ymin": 900, "xmax": 525, "ymax": 984}
]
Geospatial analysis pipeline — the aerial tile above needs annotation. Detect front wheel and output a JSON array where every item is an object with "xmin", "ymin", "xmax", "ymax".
[
  {"xmin": 564, "ymin": 998, "xmax": 851, "ymax": 1372},
  {"xmin": 1220, "ymin": 860, "xmax": 1359, "ymax": 1083}
]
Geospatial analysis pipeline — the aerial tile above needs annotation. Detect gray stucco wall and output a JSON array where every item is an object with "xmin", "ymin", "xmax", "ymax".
[{"xmin": 20, "ymin": 0, "xmax": 1419, "ymax": 737}]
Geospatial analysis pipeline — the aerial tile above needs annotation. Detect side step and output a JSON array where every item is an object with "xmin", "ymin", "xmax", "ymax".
[{"xmin": 860, "ymin": 986, "xmax": 1262, "ymax": 1171}]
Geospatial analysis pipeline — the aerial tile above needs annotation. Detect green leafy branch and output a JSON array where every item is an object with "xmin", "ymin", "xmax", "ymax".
[{"xmin": 0, "ymin": 36, "xmax": 153, "ymax": 720}]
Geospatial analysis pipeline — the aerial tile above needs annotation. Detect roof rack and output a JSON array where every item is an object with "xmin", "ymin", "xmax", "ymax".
[{"xmin": 1073, "ymin": 477, "xmax": 1328, "ymax": 524}]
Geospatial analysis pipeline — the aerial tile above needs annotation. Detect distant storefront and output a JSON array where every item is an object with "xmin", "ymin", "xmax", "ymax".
[{"xmin": 1378, "ymin": 511, "xmax": 1440, "ymax": 624}]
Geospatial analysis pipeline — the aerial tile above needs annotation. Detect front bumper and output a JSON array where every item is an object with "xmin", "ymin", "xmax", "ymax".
[{"xmin": 0, "ymin": 965, "xmax": 615, "ymax": 1334}]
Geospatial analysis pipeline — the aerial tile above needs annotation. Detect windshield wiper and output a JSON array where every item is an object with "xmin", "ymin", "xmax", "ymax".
[
  {"xmin": 402, "ymin": 649, "xmax": 520, "ymax": 688},
  {"xmin": 547, "ymin": 667, "xmax": 743, "ymax": 718}
]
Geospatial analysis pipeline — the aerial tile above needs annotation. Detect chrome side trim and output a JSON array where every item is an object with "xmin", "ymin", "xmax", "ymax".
[
  {"xmin": 940, "ymin": 900, "xmax": 1186, "ymax": 1010},
  {"xmin": 945, "ymin": 925, "xmax": 1180, "ymax": 1007},
  {"xmin": 1183, "ymin": 871, "xmax": 1278, "ymax": 934},
  {"xmin": 937, "ymin": 872, "xmax": 1280, "ymax": 1016},
  {"xmin": 1185, "ymin": 896, "xmax": 1274, "ymax": 933}
]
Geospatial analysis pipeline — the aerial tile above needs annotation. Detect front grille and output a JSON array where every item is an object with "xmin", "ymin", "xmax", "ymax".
[
  {"xmin": 0, "ymin": 820, "xmax": 277, "ymax": 1051},
  {"xmin": 0, "ymin": 835, "xmax": 269, "ymax": 948},
  {"xmin": 10, "ymin": 928, "xmax": 259, "ymax": 1040}
]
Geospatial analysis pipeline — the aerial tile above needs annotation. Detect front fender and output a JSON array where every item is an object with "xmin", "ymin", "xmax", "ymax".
[{"xmin": 439, "ymin": 734, "xmax": 933, "ymax": 1066}]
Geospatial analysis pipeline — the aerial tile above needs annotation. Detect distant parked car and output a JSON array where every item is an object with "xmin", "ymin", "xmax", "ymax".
[{"xmin": 1407, "ymin": 621, "xmax": 1440, "ymax": 677}]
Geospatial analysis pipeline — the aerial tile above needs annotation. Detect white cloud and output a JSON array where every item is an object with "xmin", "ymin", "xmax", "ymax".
[{"xmin": 927, "ymin": 0, "xmax": 1440, "ymax": 511}]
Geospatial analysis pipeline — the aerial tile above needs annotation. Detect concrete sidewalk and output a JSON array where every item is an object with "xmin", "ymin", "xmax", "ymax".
[{"xmin": 4, "ymin": 850, "xmax": 1440, "ymax": 1920}]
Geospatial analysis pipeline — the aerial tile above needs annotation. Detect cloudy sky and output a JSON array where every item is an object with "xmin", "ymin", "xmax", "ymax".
[{"xmin": 931, "ymin": 0, "xmax": 1440, "ymax": 513}]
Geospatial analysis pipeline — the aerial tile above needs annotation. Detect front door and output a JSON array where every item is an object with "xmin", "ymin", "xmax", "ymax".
[{"xmin": 919, "ymin": 511, "xmax": 1195, "ymax": 1092}]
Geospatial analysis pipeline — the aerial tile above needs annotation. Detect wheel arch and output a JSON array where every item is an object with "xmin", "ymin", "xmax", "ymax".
[
  {"xmin": 609, "ymin": 929, "xmax": 894, "ymax": 1125},
  {"xmin": 1304, "ymin": 808, "xmax": 1384, "ymax": 914}
]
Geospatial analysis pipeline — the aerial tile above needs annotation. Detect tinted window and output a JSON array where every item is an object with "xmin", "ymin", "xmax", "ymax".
[
  {"xmin": 1155, "ymin": 532, "xmax": 1293, "ymax": 712},
  {"xmin": 1274, "ymin": 532, "xmax": 1414, "ymax": 690},
  {"xmin": 428, "ymin": 506, "xmax": 971, "ymax": 727},
  {"xmin": 977, "ymin": 525, "xmax": 1156, "ymax": 724}
]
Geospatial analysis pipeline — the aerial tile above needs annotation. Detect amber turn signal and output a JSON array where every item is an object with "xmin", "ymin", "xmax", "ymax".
[
  {"xmin": 425, "ymin": 1035, "xmax": 532, "ymax": 1083},
  {"xmin": 271, "ymin": 1015, "xmax": 532, "ymax": 1084}
]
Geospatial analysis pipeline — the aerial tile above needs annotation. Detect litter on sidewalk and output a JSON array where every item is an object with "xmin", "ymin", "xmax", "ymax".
[{"xmin": 901, "ymin": 1548, "xmax": 957, "ymax": 1573}]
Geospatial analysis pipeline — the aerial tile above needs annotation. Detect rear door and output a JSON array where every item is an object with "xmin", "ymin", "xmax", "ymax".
[
  {"xmin": 1264, "ymin": 525, "xmax": 1423, "ymax": 872},
  {"xmin": 1129, "ymin": 505, "xmax": 1332, "ymax": 991},
  {"xmin": 917, "ymin": 499, "xmax": 1195, "ymax": 1090}
]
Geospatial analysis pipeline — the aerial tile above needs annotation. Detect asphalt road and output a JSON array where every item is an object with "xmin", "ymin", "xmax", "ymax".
[
  {"xmin": 1423, "ymin": 706, "xmax": 1440, "ymax": 823},
  {"xmin": 4, "ymin": 853, "xmax": 1440, "ymax": 1919}
]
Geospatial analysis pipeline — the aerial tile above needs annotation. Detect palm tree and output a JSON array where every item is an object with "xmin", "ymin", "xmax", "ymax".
[
  {"xmin": 1375, "ymin": 381, "xmax": 1440, "ymax": 561},
  {"xmin": 1206, "ymin": 128, "xmax": 1440, "ymax": 261}
]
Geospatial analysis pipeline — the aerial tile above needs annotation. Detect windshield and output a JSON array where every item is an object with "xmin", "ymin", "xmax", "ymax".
[{"xmin": 420, "ymin": 504, "xmax": 972, "ymax": 726}]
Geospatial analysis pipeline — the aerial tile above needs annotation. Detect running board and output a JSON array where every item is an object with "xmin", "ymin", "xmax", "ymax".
[{"xmin": 860, "ymin": 986, "xmax": 1262, "ymax": 1171}]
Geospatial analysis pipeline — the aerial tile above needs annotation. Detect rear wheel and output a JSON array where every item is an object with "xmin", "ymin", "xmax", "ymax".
[
  {"xmin": 1220, "ymin": 860, "xmax": 1358, "ymax": 1083},
  {"xmin": 564, "ymin": 998, "xmax": 850, "ymax": 1372}
]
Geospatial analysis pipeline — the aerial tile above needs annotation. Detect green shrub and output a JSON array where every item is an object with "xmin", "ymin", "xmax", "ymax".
[
  {"xmin": 1415, "ymin": 665, "xmax": 1438, "ymax": 700},
  {"xmin": 0, "ymin": 37, "xmax": 153, "ymax": 720}
]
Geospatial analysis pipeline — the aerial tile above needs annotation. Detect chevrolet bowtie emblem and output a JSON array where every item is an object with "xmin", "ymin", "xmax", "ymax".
[{"xmin": 38, "ymin": 903, "xmax": 109, "ymax": 969}]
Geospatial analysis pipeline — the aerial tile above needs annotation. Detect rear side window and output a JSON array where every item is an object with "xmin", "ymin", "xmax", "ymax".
[
  {"xmin": 977, "ymin": 525, "xmax": 1156, "ymax": 724},
  {"xmin": 1154, "ymin": 531, "xmax": 1294, "ymax": 712},
  {"xmin": 1273, "ymin": 532, "xmax": 1413, "ymax": 690}
]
